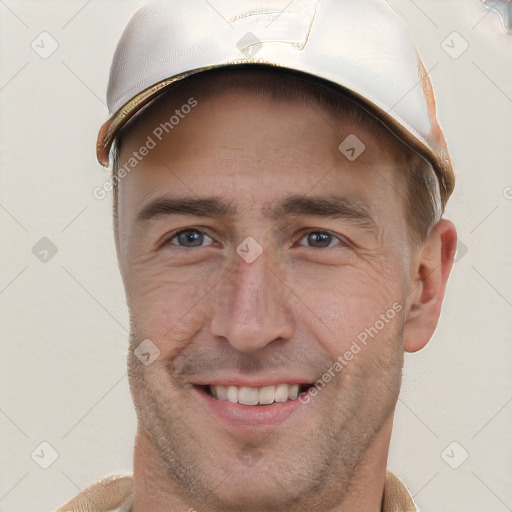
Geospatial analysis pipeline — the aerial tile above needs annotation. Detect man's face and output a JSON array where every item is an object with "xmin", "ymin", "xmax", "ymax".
[{"xmin": 116, "ymin": 86, "xmax": 416, "ymax": 510}]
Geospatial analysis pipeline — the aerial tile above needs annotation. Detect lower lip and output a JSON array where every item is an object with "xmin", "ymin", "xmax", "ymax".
[{"xmin": 194, "ymin": 386, "xmax": 310, "ymax": 431}]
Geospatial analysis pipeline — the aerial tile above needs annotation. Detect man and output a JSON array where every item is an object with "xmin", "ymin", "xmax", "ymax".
[{"xmin": 57, "ymin": 0, "xmax": 457, "ymax": 510}]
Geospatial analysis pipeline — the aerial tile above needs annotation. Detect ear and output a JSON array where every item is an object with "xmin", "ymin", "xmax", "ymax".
[{"xmin": 403, "ymin": 219, "xmax": 457, "ymax": 353}]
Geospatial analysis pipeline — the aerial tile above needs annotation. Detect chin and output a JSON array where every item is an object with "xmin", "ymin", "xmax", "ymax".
[{"xmin": 210, "ymin": 485, "xmax": 290, "ymax": 512}]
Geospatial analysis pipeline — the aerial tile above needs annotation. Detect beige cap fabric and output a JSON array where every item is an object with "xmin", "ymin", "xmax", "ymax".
[{"xmin": 97, "ymin": 0, "xmax": 455, "ymax": 203}]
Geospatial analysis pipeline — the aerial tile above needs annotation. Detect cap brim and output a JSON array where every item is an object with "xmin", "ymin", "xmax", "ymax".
[{"xmin": 96, "ymin": 63, "xmax": 454, "ymax": 202}]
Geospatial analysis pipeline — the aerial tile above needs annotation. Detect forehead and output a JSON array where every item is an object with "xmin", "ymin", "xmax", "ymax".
[
  {"xmin": 116, "ymin": 70, "xmax": 409, "ymax": 220},
  {"xmin": 118, "ymin": 68, "xmax": 407, "ymax": 162}
]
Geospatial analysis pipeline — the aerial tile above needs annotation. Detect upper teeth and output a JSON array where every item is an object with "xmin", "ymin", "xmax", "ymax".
[{"xmin": 210, "ymin": 384, "xmax": 301, "ymax": 405}]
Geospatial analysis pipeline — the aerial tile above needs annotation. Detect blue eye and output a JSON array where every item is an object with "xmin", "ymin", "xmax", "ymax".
[
  {"xmin": 168, "ymin": 229, "xmax": 214, "ymax": 248},
  {"xmin": 297, "ymin": 230, "xmax": 345, "ymax": 249},
  {"xmin": 165, "ymin": 229, "xmax": 346, "ymax": 249}
]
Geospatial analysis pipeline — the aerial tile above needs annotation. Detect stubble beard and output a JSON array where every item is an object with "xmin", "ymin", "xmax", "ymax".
[{"xmin": 126, "ymin": 329, "xmax": 404, "ymax": 512}]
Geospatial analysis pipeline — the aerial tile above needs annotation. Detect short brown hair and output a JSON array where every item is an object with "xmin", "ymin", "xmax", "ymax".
[{"xmin": 109, "ymin": 67, "xmax": 443, "ymax": 246}]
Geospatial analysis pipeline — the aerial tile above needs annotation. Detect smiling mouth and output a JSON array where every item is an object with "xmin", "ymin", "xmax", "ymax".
[{"xmin": 199, "ymin": 383, "xmax": 313, "ymax": 406}]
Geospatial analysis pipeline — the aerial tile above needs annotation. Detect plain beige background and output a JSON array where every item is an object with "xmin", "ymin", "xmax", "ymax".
[{"xmin": 1, "ymin": 1, "xmax": 511, "ymax": 511}]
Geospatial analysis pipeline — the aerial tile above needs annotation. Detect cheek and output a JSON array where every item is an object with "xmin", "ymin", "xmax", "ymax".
[
  {"xmin": 296, "ymin": 258, "xmax": 404, "ymax": 354},
  {"xmin": 124, "ymin": 260, "xmax": 216, "ymax": 359}
]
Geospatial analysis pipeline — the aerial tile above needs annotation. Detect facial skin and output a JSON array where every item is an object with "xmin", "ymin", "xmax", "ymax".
[{"xmin": 115, "ymin": 84, "xmax": 457, "ymax": 512}]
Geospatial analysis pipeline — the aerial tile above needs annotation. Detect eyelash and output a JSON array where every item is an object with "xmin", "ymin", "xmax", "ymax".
[{"xmin": 162, "ymin": 227, "xmax": 349, "ymax": 250}]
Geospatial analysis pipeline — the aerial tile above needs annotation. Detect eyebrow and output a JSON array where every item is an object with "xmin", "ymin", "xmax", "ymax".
[{"xmin": 136, "ymin": 194, "xmax": 377, "ymax": 229}]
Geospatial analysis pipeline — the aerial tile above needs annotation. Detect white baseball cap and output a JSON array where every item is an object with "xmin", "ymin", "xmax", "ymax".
[{"xmin": 97, "ymin": 0, "xmax": 455, "ymax": 202}]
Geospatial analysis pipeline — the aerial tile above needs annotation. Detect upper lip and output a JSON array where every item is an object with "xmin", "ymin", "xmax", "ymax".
[{"xmin": 192, "ymin": 376, "xmax": 315, "ymax": 388}]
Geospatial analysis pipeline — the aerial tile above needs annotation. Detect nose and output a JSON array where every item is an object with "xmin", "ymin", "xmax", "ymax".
[{"xmin": 210, "ymin": 248, "xmax": 296, "ymax": 353}]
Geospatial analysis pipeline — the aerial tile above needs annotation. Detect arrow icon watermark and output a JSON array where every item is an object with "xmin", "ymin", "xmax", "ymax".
[{"xmin": 339, "ymin": 134, "xmax": 366, "ymax": 161}]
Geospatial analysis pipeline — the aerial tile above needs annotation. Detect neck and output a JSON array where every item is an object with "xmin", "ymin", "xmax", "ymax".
[{"xmin": 131, "ymin": 417, "xmax": 393, "ymax": 512}]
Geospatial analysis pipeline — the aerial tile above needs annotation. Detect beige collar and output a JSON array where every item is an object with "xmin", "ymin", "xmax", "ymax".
[{"xmin": 382, "ymin": 471, "xmax": 419, "ymax": 512}]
